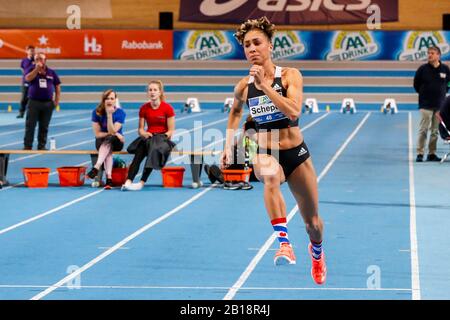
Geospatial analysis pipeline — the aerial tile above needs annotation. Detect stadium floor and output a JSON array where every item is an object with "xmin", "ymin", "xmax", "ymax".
[{"xmin": 0, "ymin": 109, "xmax": 449, "ymax": 300}]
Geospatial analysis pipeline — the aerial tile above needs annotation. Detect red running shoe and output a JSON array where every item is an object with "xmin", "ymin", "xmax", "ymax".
[
  {"xmin": 274, "ymin": 243, "xmax": 296, "ymax": 266},
  {"xmin": 308, "ymin": 243, "xmax": 327, "ymax": 285}
]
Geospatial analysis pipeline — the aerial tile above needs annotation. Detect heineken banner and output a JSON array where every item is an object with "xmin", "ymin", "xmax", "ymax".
[{"xmin": 173, "ymin": 30, "xmax": 450, "ymax": 61}]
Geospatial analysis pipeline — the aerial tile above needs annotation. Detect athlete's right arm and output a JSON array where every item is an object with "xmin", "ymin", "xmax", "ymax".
[
  {"xmin": 138, "ymin": 117, "xmax": 151, "ymax": 139},
  {"xmin": 24, "ymin": 62, "xmax": 43, "ymax": 82},
  {"xmin": 221, "ymin": 78, "xmax": 247, "ymax": 169}
]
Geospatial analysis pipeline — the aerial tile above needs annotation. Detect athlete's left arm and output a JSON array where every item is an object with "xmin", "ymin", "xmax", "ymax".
[{"xmin": 260, "ymin": 68, "xmax": 303, "ymax": 121}]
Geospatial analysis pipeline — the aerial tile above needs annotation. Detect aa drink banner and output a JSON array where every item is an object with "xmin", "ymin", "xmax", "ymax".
[
  {"xmin": 179, "ymin": 0, "xmax": 399, "ymax": 25},
  {"xmin": 173, "ymin": 30, "xmax": 450, "ymax": 61},
  {"xmin": 0, "ymin": 30, "xmax": 173, "ymax": 59}
]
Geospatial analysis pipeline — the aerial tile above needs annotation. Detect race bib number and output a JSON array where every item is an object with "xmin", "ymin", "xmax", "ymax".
[
  {"xmin": 248, "ymin": 95, "xmax": 287, "ymax": 124},
  {"xmin": 440, "ymin": 73, "xmax": 446, "ymax": 79},
  {"xmin": 39, "ymin": 78, "xmax": 47, "ymax": 88}
]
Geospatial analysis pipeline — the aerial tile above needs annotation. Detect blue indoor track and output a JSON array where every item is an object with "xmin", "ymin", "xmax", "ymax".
[{"xmin": 0, "ymin": 109, "xmax": 449, "ymax": 300}]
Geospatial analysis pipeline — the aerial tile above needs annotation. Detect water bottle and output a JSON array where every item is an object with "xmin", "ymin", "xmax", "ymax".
[
  {"xmin": 50, "ymin": 137, "xmax": 56, "ymax": 150},
  {"xmin": 244, "ymin": 136, "xmax": 250, "ymax": 182}
]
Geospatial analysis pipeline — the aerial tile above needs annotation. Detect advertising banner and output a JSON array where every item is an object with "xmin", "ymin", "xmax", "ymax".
[
  {"xmin": 0, "ymin": 30, "xmax": 173, "ymax": 59},
  {"xmin": 173, "ymin": 30, "xmax": 244, "ymax": 60},
  {"xmin": 179, "ymin": 0, "xmax": 398, "ymax": 25},
  {"xmin": 174, "ymin": 30, "xmax": 450, "ymax": 61}
]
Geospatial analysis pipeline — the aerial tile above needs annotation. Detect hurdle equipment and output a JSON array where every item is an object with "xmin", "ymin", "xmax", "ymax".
[
  {"xmin": 223, "ymin": 97, "xmax": 233, "ymax": 113},
  {"xmin": 441, "ymin": 140, "xmax": 450, "ymax": 163},
  {"xmin": 341, "ymin": 98, "xmax": 356, "ymax": 114},
  {"xmin": 382, "ymin": 98, "xmax": 398, "ymax": 114},
  {"xmin": 182, "ymin": 97, "xmax": 201, "ymax": 113},
  {"xmin": 437, "ymin": 113, "xmax": 450, "ymax": 163},
  {"xmin": 303, "ymin": 98, "xmax": 319, "ymax": 114}
]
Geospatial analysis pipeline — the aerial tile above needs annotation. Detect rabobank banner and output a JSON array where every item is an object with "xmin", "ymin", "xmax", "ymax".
[
  {"xmin": 174, "ymin": 30, "xmax": 450, "ymax": 61},
  {"xmin": 0, "ymin": 30, "xmax": 173, "ymax": 59}
]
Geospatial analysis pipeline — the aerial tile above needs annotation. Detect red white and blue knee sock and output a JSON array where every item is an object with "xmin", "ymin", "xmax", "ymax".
[
  {"xmin": 310, "ymin": 240, "xmax": 323, "ymax": 260},
  {"xmin": 271, "ymin": 217, "xmax": 290, "ymax": 246}
]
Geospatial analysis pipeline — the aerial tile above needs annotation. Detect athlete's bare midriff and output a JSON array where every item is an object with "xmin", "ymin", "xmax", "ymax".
[{"xmin": 256, "ymin": 126, "xmax": 303, "ymax": 150}]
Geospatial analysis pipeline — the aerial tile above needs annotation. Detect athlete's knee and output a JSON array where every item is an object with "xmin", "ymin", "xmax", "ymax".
[
  {"xmin": 304, "ymin": 215, "xmax": 322, "ymax": 231},
  {"xmin": 261, "ymin": 174, "xmax": 281, "ymax": 188}
]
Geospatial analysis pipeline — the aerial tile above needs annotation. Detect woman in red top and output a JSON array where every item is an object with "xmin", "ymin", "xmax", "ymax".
[{"xmin": 122, "ymin": 80, "xmax": 175, "ymax": 191}]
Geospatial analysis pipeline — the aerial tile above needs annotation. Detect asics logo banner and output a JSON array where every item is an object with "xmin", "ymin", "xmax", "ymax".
[
  {"xmin": 200, "ymin": 0, "xmax": 373, "ymax": 15},
  {"xmin": 179, "ymin": 0, "xmax": 398, "ymax": 24},
  {"xmin": 200, "ymin": 0, "xmax": 247, "ymax": 16}
]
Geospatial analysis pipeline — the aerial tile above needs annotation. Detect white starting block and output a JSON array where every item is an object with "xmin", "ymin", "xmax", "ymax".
[
  {"xmin": 442, "ymin": 139, "xmax": 450, "ymax": 163},
  {"xmin": 303, "ymin": 98, "xmax": 319, "ymax": 114},
  {"xmin": 182, "ymin": 97, "xmax": 201, "ymax": 113},
  {"xmin": 341, "ymin": 98, "xmax": 356, "ymax": 114},
  {"xmin": 223, "ymin": 97, "xmax": 233, "ymax": 113},
  {"xmin": 382, "ymin": 98, "xmax": 398, "ymax": 114}
]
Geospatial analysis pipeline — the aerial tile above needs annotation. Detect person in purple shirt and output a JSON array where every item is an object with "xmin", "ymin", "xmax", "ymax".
[
  {"xmin": 16, "ymin": 45, "xmax": 35, "ymax": 118},
  {"xmin": 87, "ymin": 89, "xmax": 126, "ymax": 189},
  {"xmin": 23, "ymin": 52, "xmax": 61, "ymax": 150}
]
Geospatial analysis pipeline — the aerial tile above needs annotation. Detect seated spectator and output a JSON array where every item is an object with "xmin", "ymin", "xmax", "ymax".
[
  {"xmin": 122, "ymin": 80, "xmax": 175, "ymax": 191},
  {"xmin": 87, "ymin": 89, "xmax": 126, "ymax": 189}
]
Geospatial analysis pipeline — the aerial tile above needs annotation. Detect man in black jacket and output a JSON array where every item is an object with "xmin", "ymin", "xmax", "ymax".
[{"xmin": 414, "ymin": 46, "xmax": 450, "ymax": 162}]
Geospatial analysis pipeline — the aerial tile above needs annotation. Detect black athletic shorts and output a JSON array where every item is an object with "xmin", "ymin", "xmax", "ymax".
[
  {"xmin": 257, "ymin": 141, "xmax": 310, "ymax": 179},
  {"xmin": 95, "ymin": 135, "xmax": 124, "ymax": 151}
]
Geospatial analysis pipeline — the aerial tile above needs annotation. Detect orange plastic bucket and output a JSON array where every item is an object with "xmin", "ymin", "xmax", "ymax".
[
  {"xmin": 161, "ymin": 166, "xmax": 185, "ymax": 188},
  {"xmin": 111, "ymin": 167, "xmax": 128, "ymax": 186},
  {"xmin": 222, "ymin": 168, "xmax": 252, "ymax": 182},
  {"xmin": 22, "ymin": 167, "xmax": 51, "ymax": 188},
  {"xmin": 57, "ymin": 166, "xmax": 86, "ymax": 187}
]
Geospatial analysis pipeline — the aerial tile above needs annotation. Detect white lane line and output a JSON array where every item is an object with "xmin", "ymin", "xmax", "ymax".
[
  {"xmin": 301, "ymin": 112, "xmax": 330, "ymax": 131},
  {"xmin": 408, "ymin": 112, "xmax": 421, "ymax": 300},
  {"xmin": 0, "ymin": 111, "xmax": 94, "ymax": 137},
  {"xmin": 29, "ymin": 112, "xmax": 329, "ymax": 300},
  {"xmin": 0, "ymin": 110, "xmax": 137, "ymax": 142},
  {"xmin": 223, "ymin": 112, "xmax": 371, "ymax": 300},
  {"xmin": 0, "ymin": 137, "xmax": 220, "ymax": 233},
  {"xmin": 0, "ymin": 284, "xmax": 412, "ymax": 291},
  {"xmin": 7, "ymin": 112, "xmax": 211, "ymax": 163},
  {"xmin": 30, "ymin": 185, "xmax": 215, "ymax": 300},
  {"xmin": 0, "ymin": 112, "xmax": 222, "ymax": 192},
  {"xmin": 2, "ymin": 114, "xmax": 141, "ymax": 150},
  {"xmin": 0, "ymin": 127, "xmax": 98, "ymax": 148},
  {"xmin": 0, "ymin": 113, "xmax": 232, "ymax": 234},
  {"xmin": 0, "ymin": 189, "xmax": 104, "ymax": 236}
]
